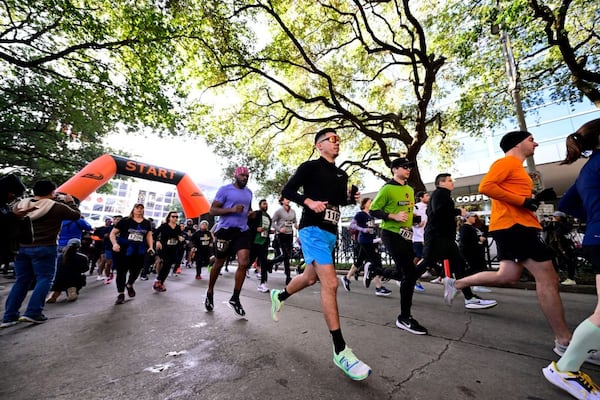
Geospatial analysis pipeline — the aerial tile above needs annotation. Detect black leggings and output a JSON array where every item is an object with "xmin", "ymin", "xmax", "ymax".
[
  {"xmin": 114, "ymin": 250, "xmax": 144, "ymax": 293},
  {"xmin": 420, "ymin": 237, "xmax": 474, "ymax": 299},
  {"xmin": 157, "ymin": 247, "xmax": 178, "ymax": 283},
  {"xmin": 379, "ymin": 230, "xmax": 417, "ymax": 318}
]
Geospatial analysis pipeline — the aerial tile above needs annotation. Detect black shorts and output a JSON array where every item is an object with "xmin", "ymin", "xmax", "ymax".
[
  {"xmin": 214, "ymin": 228, "xmax": 252, "ymax": 259},
  {"xmin": 492, "ymin": 224, "xmax": 553, "ymax": 263}
]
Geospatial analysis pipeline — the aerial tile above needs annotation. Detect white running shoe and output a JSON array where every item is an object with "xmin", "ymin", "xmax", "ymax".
[
  {"xmin": 543, "ymin": 361, "xmax": 600, "ymax": 400},
  {"xmin": 257, "ymin": 283, "xmax": 269, "ymax": 293},
  {"xmin": 464, "ymin": 296, "xmax": 497, "ymax": 310}
]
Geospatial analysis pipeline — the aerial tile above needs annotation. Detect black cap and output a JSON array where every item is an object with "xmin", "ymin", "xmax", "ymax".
[
  {"xmin": 391, "ymin": 157, "xmax": 416, "ymax": 170},
  {"xmin": 500, "ymin": 131, "xmax": 531, "ymax": 153}
]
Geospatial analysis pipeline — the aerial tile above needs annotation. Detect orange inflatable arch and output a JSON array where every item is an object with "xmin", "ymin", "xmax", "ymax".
[{"xmin": 57, "ymin": 154, "xmax": 211, "ymax": 218}]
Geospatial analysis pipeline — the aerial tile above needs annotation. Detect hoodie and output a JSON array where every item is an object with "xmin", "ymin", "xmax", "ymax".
[{"xmin": 13, "ymin": 198, "xmax": 80, "ymax": 246}]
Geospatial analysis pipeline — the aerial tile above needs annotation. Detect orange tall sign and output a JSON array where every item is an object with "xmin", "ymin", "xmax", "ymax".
[{"xmin": 57, "ymin": 154, "xmax": 210, "ymax": 218}]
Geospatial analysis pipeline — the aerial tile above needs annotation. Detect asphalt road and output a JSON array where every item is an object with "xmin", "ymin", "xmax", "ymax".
[{"xmin": 0, "ymin": 265, "xmax": 597, "ymax": 400}]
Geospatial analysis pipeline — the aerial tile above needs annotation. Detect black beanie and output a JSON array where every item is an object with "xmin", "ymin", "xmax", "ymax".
[{"xmin": 500, "ymin": 130, "xmax": 531, "ymax": 153}]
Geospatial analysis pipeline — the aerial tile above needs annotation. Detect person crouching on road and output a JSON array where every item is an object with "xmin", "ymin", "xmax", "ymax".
[{"xmin": 46, "ymin": 238, "xmax": 89, "ymax": 303}]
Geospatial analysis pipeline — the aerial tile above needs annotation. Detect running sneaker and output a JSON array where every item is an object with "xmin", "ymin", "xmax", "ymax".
[
  {"xmin": 430, "ymin": 276, "xmax": 443, "ymax": 284},
  {"xmin": 375, "ymin": 286, "xmax": 392, "ymax": 296},
  {"xmin": 126, "ymin": 285, "xmax": 136, "ymax": 298},
  {"xmin": 105, "ymin": 273, "xmax": 114, "ymax": 284},
  {"xmin": 0, "ymin": 320, "xmax": 19, "ymax": 328},
  {"xmin": 443, "ymin": 277, "xmax": 458, "ymax": 305},
  {"xmin": 270, "ymin": 289, "xmax": 284, "ymax": 322},
  {"xmin": 153, "ymin": 281, "xmax": 166, "ymax": 292},
  {"xmin": 195, "ymin": 275, "xmax": 202, "ymax": 280},
  {"xmin": 257, "ymin": 283, "xmax": 269, "ymax": 293},
  {"xmin": 363, "ymin": 262, "xmax": 373, "ymax": 288},
  {"xmin": 420, "ymin": 271, "xmax": 432, "ymax": 279},
  {"xmin": 96, "ymin": 275, "xmax": 106, "ymax": 281},
  {"xmin": 332, "ymin": 346, "xmax": 372, "ymax": 381},
  {"xmin": 414, "ymin": 282, "xmax": 426, "ymax": 292},
  {"xmin": 554, "ymin": 340, "xmax": 600, "ymax": 366},
  {"xmin": 464, "ymin": 295, "xmax": 497, "ymax": 310},
  {"xmin": 227, "ymin": 299, "xmax": 246, "ymax": 318},
  {"xmin": 340, "ymin": 276, "xmax": 351, "ymax": 292},
  {"xmin": 140, "ymin": 275, "xmax": 149, "ymax": 281},
  {"xmin": 115, "ymin": 294, "xmax": 125, "ymax": 305},
  {"xmin": 396, "ymin": 315, "xmax": 428, "ymax": 335},
  {"xmin": 543, "ymin": 361, "xmax": 600, "ymax": 400},
  {"xmin": 18, "ymin": 314, "xmax": 48, "ymax": 324},
  {"xmin": 204, "ymin": 294, "xmax": 214, "ymax": 312},
  {"xmin": 561, "ymin": 278, "xmax": 577, "ymax": 286}
]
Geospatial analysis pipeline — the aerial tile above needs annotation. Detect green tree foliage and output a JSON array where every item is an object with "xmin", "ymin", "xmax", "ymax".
[
  {"xmin": 426, "ymin": 0, "xmax": 600, "ymax": 135},
  {"xmin": 189, "ymin": 0, "xmax": 453, "ymax": 192},
  {"xmin": 0, "ymin": 0, "xmax": 218, "ymax": 185}
]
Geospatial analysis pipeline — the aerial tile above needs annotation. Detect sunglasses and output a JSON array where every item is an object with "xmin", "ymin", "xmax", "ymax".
[
  {"xmin": 170, "ymin": 215, "xmax": 179, "ymax": 219},
  {"xmin": 399, "ymin": 165, "xmax": 413, "ymax": 170},
  {"xmin": 318, "ymin": 135, "xmax": 340, "ymax": 144}
]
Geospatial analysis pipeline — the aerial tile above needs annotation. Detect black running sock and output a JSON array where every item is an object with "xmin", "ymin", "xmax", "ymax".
[
  {"xmin": 278, "ymin": 289, "xmax": 291, "ymax": 302},
  {"xmin": 231, "ymin": 289, "xmax": 241, "ymax": 302},
  {"xmin": 331, "ymin": 329, "xmax": 346, "ymax": 354}
]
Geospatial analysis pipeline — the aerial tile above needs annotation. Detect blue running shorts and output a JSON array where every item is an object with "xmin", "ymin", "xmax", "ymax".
[{"xmin": 298, "ymin": 226, "xmax": 337, "ymax": 266}]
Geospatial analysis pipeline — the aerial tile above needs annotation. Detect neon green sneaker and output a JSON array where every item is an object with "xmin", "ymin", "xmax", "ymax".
[
  {"xmin": 270, "ymin": 289, "xmax": 283, "ymax": 322},
  {"xmin": 333, "ymin": 346, "xmax": 372, "ymax": 381}
]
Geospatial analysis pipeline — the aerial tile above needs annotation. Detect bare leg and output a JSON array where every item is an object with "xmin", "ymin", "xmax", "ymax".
[
  {"xmin": 524, "ymin": 259, "xmax": 572, "ymax": 345},
  {"xmin": 314, "ymin": 262, "xmax": 340, "ymax": 331},
  {"xmin": 233, "ymin": 249, "xmax": 250, "ymax": 291}
]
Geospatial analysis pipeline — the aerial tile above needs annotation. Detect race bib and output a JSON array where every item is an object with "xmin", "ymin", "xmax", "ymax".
[
  {"xmin": 167, "ymin": 238, "xmax": 178, "ymax": 246},
  {"xmin": 201, "ymin": 239, "xmax": 210, "ymax": 246},
  {"xmin": 323, "ymin": 205, "xmax": 341, "ymax": 225},
  {"xmin": 128, "ymin": 232, "xmax": 144, "ymax": 242},
  {"xmin": 216, "ymin": 238, "xmax": 230, "ymax": 253},
  {"xmin": 398, "ymin": 228, "xmax": 413, "ymax": 241}
]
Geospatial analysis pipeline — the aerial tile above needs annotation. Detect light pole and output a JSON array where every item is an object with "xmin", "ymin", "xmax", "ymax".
[{"xmin": 492, "ymin": 6, "xmax": 544, "ymax": 192}]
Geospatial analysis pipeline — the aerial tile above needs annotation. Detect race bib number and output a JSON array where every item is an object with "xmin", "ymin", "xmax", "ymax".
[
  {"xmin": 128, "ymin": 232, "xmax": 144, "ymax": 242},
  {"xmin": 323, "ymin": 205, "xmax": 341, "ymax": 225},
  {"xmin": 216, "ymin": 238, "xmax": 230, "ymax": 253},
  {"xmin": 167, "ymin": 238, "xmax": 178, "ymax": 246},
  {"xmin": 398, "ymin": 228, "xmax": 413, "ymax": 241},
  {"xmin": 201, "ymin": 240, "xmax": 210, "ymax": 246}
]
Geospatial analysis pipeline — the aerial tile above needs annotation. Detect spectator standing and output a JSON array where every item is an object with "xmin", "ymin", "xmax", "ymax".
[
  {"xmin": 458, "ymin": 213, "xmax": 492, "ymax": 293},
  {"xmin": 0, "ymin": 174, "xmax": 27, "ymax": 276},
  {"xmin": 1, "ymin": 180, "xmax": 80, "ymax": 327}
]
